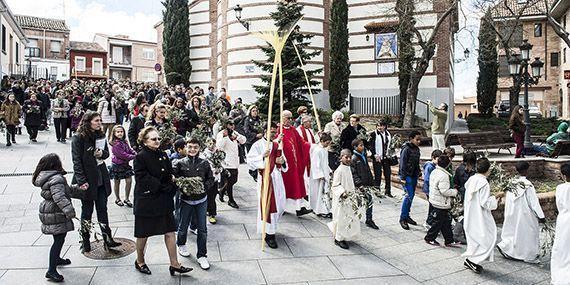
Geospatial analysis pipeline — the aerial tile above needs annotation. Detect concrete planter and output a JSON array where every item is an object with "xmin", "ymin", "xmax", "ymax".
[{"xmin": 491, "ymin": 191, "xmax": 557, "ymax": 224}]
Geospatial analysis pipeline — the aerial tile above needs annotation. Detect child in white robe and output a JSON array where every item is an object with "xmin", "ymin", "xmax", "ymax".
[
  {"xmin": 246, "ymin": 125, "xmax": 287, "ymax": 249},
  {"xmin": 309, "ymin": 133, "xmax": 332, "ymax": 217},
  {"xmin": 462, "ymin": 157, "xmax": 498, "ymax": 274},
  {"xmin": 551, "ymin": 163, "xmax": 570, "ymax": 285},
  {"xmin": 497, "ymin": 161, "xmax": 545, "ymax": 263},
  {"xmin": 328, "ymin": 149, "xmax": 361, "ymax": 249}
]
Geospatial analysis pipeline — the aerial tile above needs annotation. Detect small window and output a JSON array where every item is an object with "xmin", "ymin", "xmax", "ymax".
[
  {"xmin": 142, "ymin": 48, "xmax": 155, "ymax": 60},
  {"xmin": 534, "ymin": 23, "xmax": 542, "ymax": 37},
  {"xmin": 75, "ymin": 56, "xmax": 86, "ymax": 71},
  {"xmin": 50, "ymin": 41, "xmax": 61, "ymax": 53},
  {"xmin": 15, "ymin": 43, "xmax": 19, "ymax": 63},
  {"xmin": 92, "ymin": 58, "xmax": 103, "ymax": 76},
  {"xmin": 1, "ymin": 25, "xmax": 5, "ymax": 52},
  {"xmin": 28, "ymin": 39, "xmax": 39, "ymax": 48},
  {"xmin": 551, "ymin": 52, "xmax": 559, "ymax": 67},
  {"xmin": 50, "ymin": 66, "xmax": 58, "ymax": 76}
]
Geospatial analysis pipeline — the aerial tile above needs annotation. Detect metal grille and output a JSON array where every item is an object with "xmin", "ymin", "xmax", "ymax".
[
  {"xmin": 350, "ymin": 94, "xmax": 401, "ymax": 115},
  {"xmin": 0, "ymin": 172, "xmax": 74, "ymax": 177}
]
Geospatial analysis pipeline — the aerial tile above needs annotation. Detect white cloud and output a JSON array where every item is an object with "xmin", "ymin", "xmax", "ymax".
[{"xmin": 5, "ymin": 0, "xmax": 160, "ymax": 42}]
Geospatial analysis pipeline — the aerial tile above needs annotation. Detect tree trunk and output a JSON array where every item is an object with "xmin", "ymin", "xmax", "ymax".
[{"xmin": 403, "ymin": 77, "xmax": 421, "ymax": 128}]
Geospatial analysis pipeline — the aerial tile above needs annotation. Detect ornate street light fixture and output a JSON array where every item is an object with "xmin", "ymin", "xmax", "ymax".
[
  {"xmin": 509, "ymin": 39, "xmax": 544, "ymax": 150},
  {"xmin": 233, "ymin": 4, "xmax": 250, "ymax": 31}
]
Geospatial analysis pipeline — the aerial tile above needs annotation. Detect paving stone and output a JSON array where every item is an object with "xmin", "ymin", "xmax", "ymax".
[
  {"xmin": 245, "ymin": 222, "xmax": 312, "ymax": 240},
  {"xmin": 0, "ymin": 230, "xmax": 42, "ymax": 246},
  {"xmin": 0, "ymin": 210, "xmax": 25, "ymax": 218},
  {"xmin": 309, "ymin": 276, "xmax": 420, "ymax": 285},
  {"xmin": 371, "ymin": 241, "xmax": 433, "ymax": 259},
  {"xmin": 300, "ymin": 218, "xmax": 334, "ymax": 237},
  {"xmin": 179, "ymin": 260, "xmax": 265, "ymax": 284},
  {"xmin": 328, "ymin": 254, "xmax": 403, "ymax": 278},
  {"xmin": 0, "ymin": 224, "xmax": 21, "ymax": 233},
  {"xmin": 34, "ymin": 233, "xmax": 82, "ymax": 247},
  {"xmin": 357, "ymin": 235, "xmax": 400, "ymax": 251},
  {"xmin": 90, "ymin": 265, "xmax": 180, "ymax": 285},
  {"xmin": 259, "ymin": 256, "xmax": 342, "ymax": 283},
  {"xmin": 479, "ymin": 265, "xmax": 551, "ymax": 285},
  {"xmin": 0, "ymin": 246, "xmax": 69, "ymax": 269},
  {"xmin": 0, "ymin": 194, "xmax": 32, "ymax": 206},
  {"xmin": 218, "ymin": 239, "xmax": 293, "ymax": 261},
  {"xmin": 387, "ymin": 256, "xmax": 466, "ymax": 282},
  {"xmin": 285, "ymin": 237, "xmax": 367, "ymax": 257},
  {"xmin": 0, "ymin": 267, "xmax": 95, "ymax": 285},
  {"xmin": 207, "ymin": 224, "xmax": 249, "ymax": 241}
]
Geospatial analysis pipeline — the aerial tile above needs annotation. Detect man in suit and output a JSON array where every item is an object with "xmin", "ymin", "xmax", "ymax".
[{"xmin": 368, "ymin": 121, "xmax": 393, "ymax": 197}]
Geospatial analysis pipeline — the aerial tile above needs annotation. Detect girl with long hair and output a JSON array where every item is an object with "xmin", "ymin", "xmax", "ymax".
[
  {"xmin": 509, "ymin": 105, "xmax": 525, "ymax": 158},
  {"xmin": 109, "ymin": 125, "xmax": 136, "ymax": 207},
  {"xmin": 71, "ymin": 111, "xmax": 122, "ymax": 253}
]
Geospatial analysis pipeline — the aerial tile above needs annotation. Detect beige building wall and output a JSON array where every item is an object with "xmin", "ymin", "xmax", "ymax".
[{"xmin": 132, "ymin": 42, "xmax": 158, "ymax": 82}]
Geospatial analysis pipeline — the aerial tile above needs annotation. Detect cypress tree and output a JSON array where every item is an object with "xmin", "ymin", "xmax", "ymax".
[
  {"xmin": 476, "ymin": 11, "xmax": 499, "ymax": 116},
  {"xmin": 253, "ymin": 0, "xmax": 322, "ymax": 120},
  {"xmin": 329, "ymin": 0, "xmax": 350, "ymax": 110},
  {"xmin": 162, "ymin": 0, "xmax": 192, "ymax": 86}
]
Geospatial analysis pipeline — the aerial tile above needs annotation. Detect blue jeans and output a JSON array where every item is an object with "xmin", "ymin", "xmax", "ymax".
[
  {"xmin": 400, "ymin": 176, "xmax": 418, "ymax": 221},
  {"xmin": 177, "ymin": 199, "xmax": 207, "ymax": 258}
]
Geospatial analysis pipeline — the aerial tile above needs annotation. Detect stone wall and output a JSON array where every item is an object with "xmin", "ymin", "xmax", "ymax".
[{"xmin": 492, "ymin": 191, "xmax": 557, "ymax": 224}]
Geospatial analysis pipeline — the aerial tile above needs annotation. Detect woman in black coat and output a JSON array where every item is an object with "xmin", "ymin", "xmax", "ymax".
[
  {"xmin": 71, "ymin": 111, "xmax": 121, "ymax": 253},
  {"xmin": 133, "ymin": 126, "xmax": 192, "ymax": 276},
  {"xmin": 23, "ymin": 93, "xmax": 43, "ymax": 142},
  {"xmin": 128, "ymin": 103, "xmax": 149, "ymax": 151}
]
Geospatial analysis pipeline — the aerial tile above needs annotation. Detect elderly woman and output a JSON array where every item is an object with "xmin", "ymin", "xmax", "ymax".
[
  {"xmin": 133, "ymin": 126, "xmax": 192, "ymax": 276},
  {"xmin": 324, "ymin": 111, "xmax": 345, "ymax": 139}
]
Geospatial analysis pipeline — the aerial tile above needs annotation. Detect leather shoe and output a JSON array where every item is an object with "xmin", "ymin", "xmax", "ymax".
[
  {"xmin": 365, "ymin": 220, "xmax": 379, "ymax": 230},
  {"xmin": 296, "ymin": 207, "xmax": 313, "ymax": 217},
  {"xmin": 406, "ymin": 217, "xmax": 418, "ymax": 226},
  {"xmin": 135, "ymin": 261, "xmax": 152, "ymax": 275},
  {"xmin": 57, "ymin": 258, "xmax": 71, "ymax": 266},
  {"xmin": 228, "ymin": 200, "xmax": 239, "ymax": 209},
  {"xmin": 45, "ymin": 271, "xmax": 64, "ymax": 282},
  {"xmin": 399, "ymin": 220, "xmax": 410, "ymax": 230},
  {"xmin": 169, "ymin": 265, "xmax": 193, "ymax": 276},
  {"xmin": 334, "ymin": 239, "xmax": 349, "ymax": 249},
  {"xmin": 265, "ymin": 234, "xmax": 278, "ymax": 249}
]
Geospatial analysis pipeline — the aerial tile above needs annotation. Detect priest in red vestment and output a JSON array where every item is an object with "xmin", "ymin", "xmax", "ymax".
[{"xmin": 278, "ymin": 110, "xmax": 313, "ymax": 216}]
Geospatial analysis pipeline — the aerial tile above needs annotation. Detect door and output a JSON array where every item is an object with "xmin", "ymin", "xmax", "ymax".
[{"xmin": 112, "ymin": 46, "xmax": 123, "ymax": 64}]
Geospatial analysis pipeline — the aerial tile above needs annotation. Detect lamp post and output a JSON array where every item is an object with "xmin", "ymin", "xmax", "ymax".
[
  {"xmin": 508, "ymin": 39, "xmax": 544, "ymax": 149},
  {"xmin": 233, "ymin": 4, "xmax": 250, "ymax": 31}
]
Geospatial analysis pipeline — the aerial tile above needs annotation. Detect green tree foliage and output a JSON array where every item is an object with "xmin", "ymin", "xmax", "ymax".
[
  {"xmin": 329, "ymin": 0, "xmax": 350, "ymax": 110},
  {"xmin": 477, "ymin": 11, "xmax": 499, "ymax": 116},
  {"xmin": 162, "ymin": 0, "xmax": 192, "ymax": 86},
  {"xmin": 253, "ymin": 0, "xmax": 322, "ymax": 121}
]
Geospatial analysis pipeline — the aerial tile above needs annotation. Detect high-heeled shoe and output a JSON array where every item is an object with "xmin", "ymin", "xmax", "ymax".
[
  {"xmin": 135, "ymin": 261, "xmax": 152, "ymax": 275},
  {"xmin": 169, "ymin": 265, "xmax": 193, "ymax": 276}
]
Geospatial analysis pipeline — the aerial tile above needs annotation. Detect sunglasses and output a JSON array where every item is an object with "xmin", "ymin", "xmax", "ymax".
[{"xmin": 149, "ymin": 137, "xmax": 161, "ymax": 142}]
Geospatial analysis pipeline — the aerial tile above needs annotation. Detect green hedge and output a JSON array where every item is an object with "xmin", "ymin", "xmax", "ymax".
[{"xmin": 467, "ymin": 116, "xmax": 564, "ymax": 136}]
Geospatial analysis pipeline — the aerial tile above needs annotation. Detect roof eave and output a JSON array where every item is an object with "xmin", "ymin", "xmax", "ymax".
[
  {"xmin": 551, "ymin": 0, "xmax": 570, "ymax": 18},
  {"xmin": 0, "ymin": 0, "xmax": 29, "ymax": 43}
]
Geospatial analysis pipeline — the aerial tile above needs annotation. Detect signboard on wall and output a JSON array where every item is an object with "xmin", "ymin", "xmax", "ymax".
[{"xmin": 565, "ymin": 70, "xmax": 570, "ymax": 80}]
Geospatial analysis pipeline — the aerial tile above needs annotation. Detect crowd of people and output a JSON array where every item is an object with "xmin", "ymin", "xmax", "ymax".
[{"xmin": 0, "ymin": 76, "xmax": 568, "ymax": 284}]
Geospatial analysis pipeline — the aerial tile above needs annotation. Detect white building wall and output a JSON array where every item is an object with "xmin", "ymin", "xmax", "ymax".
[
  {"xmin": 0, "ymin": 12, "xmax": 26, "ymax": 77},
  {"xmin": 30, "ymin": 59, "xmax": 69, "ymax": 81}
]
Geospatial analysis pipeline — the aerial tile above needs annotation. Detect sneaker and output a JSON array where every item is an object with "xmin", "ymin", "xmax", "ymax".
[
  {"xmin": 189, "ymin": 228, "xmax": 198, "ymax": 235},
  {"xmin": 464, "ymin": 259, "xmax": 482, "ymax": 274},
  {"xmin": 406, "ymin": 217, "xmax": 418, "ymax": 226},
  {"xmin": 399, "ymin": 220, "xmax": 410, "ymax": 230},
  {"xmin": 425, "ymin": 239, "xmax": 441, "ymax": 246},
  {"xmin": 445, "ymin": 241, "xmax": 462, "ymax": 248},
  {"xmin": 423, "ymin": 222, "xmax": 431, "ymax": 231},
  {"xmin": 178, "ymin": 245, "xmax": 190, "ymax": 257},
  {"xmin": 197, "ymin": 257, "xmax": 210, "ymax": 270},
  {"xmin": 209, "ymin": 216, "xmax": 217, "ymax": 224}
]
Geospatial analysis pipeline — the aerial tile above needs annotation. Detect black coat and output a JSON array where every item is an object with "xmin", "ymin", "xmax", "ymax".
[
  {"xmin": 133, "ymin": 147, "xmax": 177, "ymax": 217},
  {"xmin": 243, "ymin": 115, "xmax": 261, "ymax": 144},
  {"xmin": 71, "ymin": 133, "xmax": 112, "ymax": 201},
  {"xmin": 351, "ymin": 153, "xmax": 374, "ymax": 187},
  {"xmin": 188, "ymin": 108, "xmax": 201, "ymax": 132},
  {"xmin": 128, "ymin": 115, "xmax": 146, "ymax": 151},
  {"xmin": 340, "ymin": 124, "xmax": 365, "ymax": 150},
  {"xmin": 172, "ymin": 155, "xmax": 214, "ymax": 201},
  {"xmin": 23, "ymin": 99, "xmax": 43, "ymax": 127},
  {"xmin": 399, "ymin": 142, "xmax": 421, "ymax": 178},
  {"xmin": 369, "ymin": 130, "xmax": 392, "ymax": 158}
]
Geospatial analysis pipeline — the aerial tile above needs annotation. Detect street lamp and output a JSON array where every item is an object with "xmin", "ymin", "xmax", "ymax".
[
  {"xmin": 233, "ymin": 4, "xmax": 250, "ymax": 31},
  {"xmin": 508, "ymin": 39, "xmax": 544, "ymax": 150}
]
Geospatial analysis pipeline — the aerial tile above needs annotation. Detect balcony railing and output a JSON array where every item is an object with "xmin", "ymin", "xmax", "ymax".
[
  {"xmin": 8, "ymin": 63, "xmax": 48, "ymax": 80},
  {"xmin": 72, "ymin": 67, "xmax": 107, "ymax": 77},
  {"xmin": 25, "ymin": 47, "xmax": 41, "ymax": 58},
  {"xmin": 109, "ymin": 57, "xmax": 131, "ymax": 65}
]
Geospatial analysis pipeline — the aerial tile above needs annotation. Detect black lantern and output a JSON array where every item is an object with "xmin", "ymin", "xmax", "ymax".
[
  {"xmin": 530, "ymin": 57, "xmax": 544, "ymax": 78},
  {"xmin": 519, "ymin": 39, "xmax": 533, "ymax": 61},
  {"xmin": 508, "ymin": 54, "xmax": 521, "ymax": 76},
  {"xmin": 233, "ymin": 4, "xmax": 249, "ymax": 31},
  {"xmin": 463, "ymin": 48, "xmax": 470, "ymax": 59}
]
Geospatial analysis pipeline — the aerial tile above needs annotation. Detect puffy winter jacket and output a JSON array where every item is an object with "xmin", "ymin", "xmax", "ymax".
[
  {"xmin": 34, "ymin": 171, "xmax": 83, "ymax": 235},
  {"xmin": 428, "ymin": 166, "xmax": 458, "ymax": 209}
]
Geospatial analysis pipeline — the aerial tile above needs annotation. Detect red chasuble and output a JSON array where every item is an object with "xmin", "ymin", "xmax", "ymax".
[{"xmin": 278, "ymin": 126, "xmax": 310, "ymax": 200}]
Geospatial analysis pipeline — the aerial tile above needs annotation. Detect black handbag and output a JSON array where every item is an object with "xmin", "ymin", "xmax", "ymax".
[{"xmin": 388, "ymin": 155, "xmax": 399, "ymax": 166}]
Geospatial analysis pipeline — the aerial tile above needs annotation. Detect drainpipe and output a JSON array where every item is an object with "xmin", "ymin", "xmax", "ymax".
[{"xmin": 43, "ymin": 29, "xmax": 46, "ymax": 58}]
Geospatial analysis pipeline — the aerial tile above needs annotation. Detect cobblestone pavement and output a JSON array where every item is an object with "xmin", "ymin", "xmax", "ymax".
[{"xmin": 0, "ymin": 129, "xmax": 552, "ymax": 284}]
